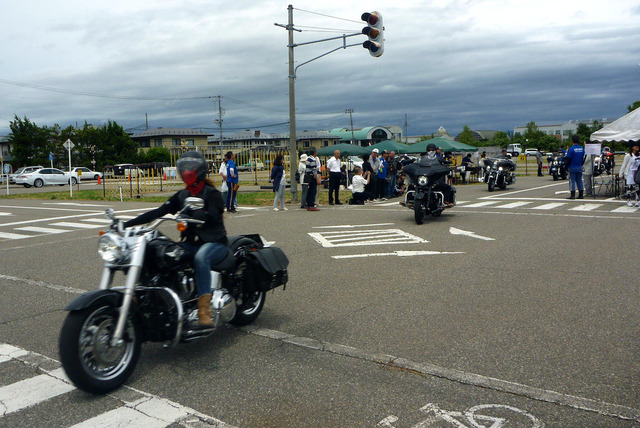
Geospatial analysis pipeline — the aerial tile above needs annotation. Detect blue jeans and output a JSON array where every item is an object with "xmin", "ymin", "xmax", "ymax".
[
  {"xmin": 387, "ymin": 174, "xmax": 396, "ymax": 198},
  {"xmin": 569, "ymin": 170, "xmax": 584, "ymax": 192},
  {"xmin": 181, "ymin": 242, "xmax": 228, "ymax": 296}
]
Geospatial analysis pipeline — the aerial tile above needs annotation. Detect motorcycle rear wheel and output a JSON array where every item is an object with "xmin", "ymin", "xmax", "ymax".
[
  {"xmin": 59, "ymin": 304, "xmax": 141, "ymax": 394},
  {"xmin": 414, "ymin": 204, "xmax": 426, "ymax": 224},
  {"xmin": 230, "ymin": 290, "xmax": 266, "ymax": 326}
]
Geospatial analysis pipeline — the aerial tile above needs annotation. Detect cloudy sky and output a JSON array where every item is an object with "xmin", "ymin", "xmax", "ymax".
[{"xmin": 1, "ymin": 0, "xmax": 639, "ymax": 138}]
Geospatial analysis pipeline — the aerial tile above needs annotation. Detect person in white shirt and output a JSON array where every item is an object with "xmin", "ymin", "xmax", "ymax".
[
  {"xmin": 350, "ymin": 167, "xmax": 372, "ymax": 205},
  {"xmin": 298, "ymin": 154, "xmax": 308, "ymax": 209},
  {"xmin": 625, "ymin": 141, "xmax": 640, "ymax": 207},
  {"xmin": 327, "ymin": 150, "xmax": 343, "ymax": 205},
  {"xmin": 218, "ymin": 153, "xmax": 228, "ymax": 205}
]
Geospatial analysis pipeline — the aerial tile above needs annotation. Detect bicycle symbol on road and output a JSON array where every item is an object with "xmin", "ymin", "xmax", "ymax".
[{"xmin": 378, "ymin": 402, "xmax": 543, "ymax": 428}]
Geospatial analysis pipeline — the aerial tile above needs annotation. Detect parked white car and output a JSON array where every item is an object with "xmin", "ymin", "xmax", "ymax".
[
  {"xmin": 70, "ymin": 167, "xmax": 102, "ymax": 180},
  {"xmin": 15, "ymin": 168, "xmax": 78, "ymax": 188},
  {"xmin": 9, "ymin": 166, "xmax": 43, "ymax": 184},
  {"xmin": 524, "ymin": 148, "xmax": 539, "ymax": 156}
]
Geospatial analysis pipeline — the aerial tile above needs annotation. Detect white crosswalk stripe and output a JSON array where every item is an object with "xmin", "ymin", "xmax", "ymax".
[
  {"xmin": 463, "ymin": 201, "xmax": 500, "ymax": 208},
  {"xmin": 0, "ymin": 341, "xmax": 236, "ymax": 427},
  {"xmin": 49, "ymin": 222, "xmax": 103, "ymax": 229},
  {"xmin": 16, "ymin": 226, "xmax": 71, "ymax": 234},
  {"xmin": 530, "ymin": 202, "xmax": 567, "ymax": 210},
  {"xmin": 569, "ymin": 204, "xmax": 602, "ymax": 211},
  {"xmin": 495, "ymin": 201, "xmax": 532, "ymax": 209}
]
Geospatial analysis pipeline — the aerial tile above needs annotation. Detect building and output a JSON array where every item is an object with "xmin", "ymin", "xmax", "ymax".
[
  {"xmin": 328, "ymin": 126, "xmax": 393, "ymax": 146},
  {"xmin": 513, "ymin": 119, "xmax": 614, "ymax": 143},
  {"xmin": 454, "ymin": 130, "xmax": 501, "ymax": 141},
  {"xmin": 207, "ymin": 130, "xmax": 341, "ymax": 151},
  {"xmin": 130, "ymin": 128, "xmax": 213, "ymax": 150}
]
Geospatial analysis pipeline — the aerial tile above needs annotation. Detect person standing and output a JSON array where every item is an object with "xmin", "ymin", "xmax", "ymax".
[
  {"xmin": 370, "ymin": 149, "xmax": 380, "ymax": 175},
  {"xmin": 534, "ymin": 149, "xmax": 543, "ymax": 176},
  {"xmin": 386, "ymin": 151, "xmax": 398, "ymax": 198},
  {"xmin": 565, "ymin": 135, "xmax": 585, "ymax": 199},
  {"xmin": 625, "ymin": 141, "xmax": 640, "ymax": 206},
  {"xmin": 218, "ymin": 153, "xmax": 228, "ymax": 205},
  {"xmin": 361, "ymin": 153, "xmax": 375, "ymax": 200},
  {"xmin": 327, "ymin": 149, "xmax": 342, "ymax": 205},
  {"xmin": 305, "ymin": 148, "xmax": 321, "ymax": 211},
  {"xmin": 270, "ymin": 155, "xmax": 287, "ymax": 211},
  {"xmin": 298, "ymin": 153, "xmax": 309, "ymax": 209},
  {"xmin": 582, "ymin": 146, "xmax": 594, "ymax": 197},
  {"xmin": 375, "ymin": 150, "xmax": 388, "ymax": 200},
  {"xmin": 225, "ymin": 151, "xmax": 238, "ymax": 212}
]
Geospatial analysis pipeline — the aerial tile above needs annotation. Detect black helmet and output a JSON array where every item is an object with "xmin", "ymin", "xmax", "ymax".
[
  {"xmin": 426, "ymin": 143, "xmax": 437, "ymax": 151},
  {"xmin": 177, "ymin": 151, "xmax": 207, "ymax": 181}
]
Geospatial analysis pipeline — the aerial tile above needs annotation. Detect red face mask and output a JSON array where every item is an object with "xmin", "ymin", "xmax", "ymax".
[{"xmin": 181, "ymin": 170, "xmax": 198, "ymax": 186}]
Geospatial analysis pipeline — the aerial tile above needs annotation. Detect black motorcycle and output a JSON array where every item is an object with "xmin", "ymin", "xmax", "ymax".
[
  {"xmin": 59, "ymin": 198, "xmax": 288, "ymax": 393},
  {"xmin": 481, "ymin": 158, "xmax": 516, "ymax": 191},
  {"xmin": 402, "ymin": 159, "xmax": 455, "ymax": 224},
  {"xmin": 547, "ymin": 155, "xmax": 567, "ymax": 180}
]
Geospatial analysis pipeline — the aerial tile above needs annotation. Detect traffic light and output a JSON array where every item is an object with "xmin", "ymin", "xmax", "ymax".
[{"xmin": 361, "ymin": 11, "xmax": 383, "ymax": 57}]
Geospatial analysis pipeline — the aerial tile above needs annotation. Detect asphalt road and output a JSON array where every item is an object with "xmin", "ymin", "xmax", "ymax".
[{"xmin": 0, "ymin": 175, "xmax": 638, "ymax": 427}]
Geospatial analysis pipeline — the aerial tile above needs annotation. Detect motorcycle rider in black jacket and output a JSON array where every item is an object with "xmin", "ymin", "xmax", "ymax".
[
  {"xmin": 421, "ymin": 143, "xmax": 454, "ymax": 207},
  {"xmin": 123, "ymin": 151, "xmax": 227, "ymax": 328}
]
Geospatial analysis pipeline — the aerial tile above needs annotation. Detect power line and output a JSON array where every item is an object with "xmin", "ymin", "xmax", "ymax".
[{"xmin": 293, "ymin": 7, "xmax": 362, "ymax": 24}]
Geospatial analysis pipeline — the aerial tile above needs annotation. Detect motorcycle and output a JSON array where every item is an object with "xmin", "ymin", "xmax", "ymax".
[
  {"xmin": 402, "ymin": 159, "xmax": 455, "ymax": 224},
  {"xmin": 547, "ymin": 155, "xmax": 567, "ymax": 180},
  {"xmin": 593, "ymin": 149, "xmax": 615, "ymax": 177},
  {"xmin": 59, "ymin": 197, "xmax": 288, "ymax": 394},
  {"xmin": 481, "ymin": 158, "xmax": 516, "ymax": 191}
]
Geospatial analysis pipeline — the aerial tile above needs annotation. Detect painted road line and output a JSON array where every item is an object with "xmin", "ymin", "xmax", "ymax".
[
  {"xmin": 309, "ymin": 229, "xmax": 427, "ymax": 248},
  {"xmin": 495, "ymin": 201, "xmax": 532, "ymax": 209},
  {"xmin": 0, "ymin": 344, "xmax": 29, "ymax": 364},
  {"xmin": 79, "ymin": 218, "xmax": 113, "ymax": 224},
  {"xmin": 0, "ymin": 369, "xmax": 75, "ymax": 416},
  {"xmin": 69, "ymin": 397, "xmax": 189, "ymax": 428},
  {"xmin": 455, "ymin": 201, "xmax": 470, "ymax": 205},
  {"xmin": 449, "ymin": 227, "xmax": 495, "ymax": 241},
  {"xmin": 0, "ymin": 213, "xmax": 12, "ymax": 216},
  {"xmin": 462, "ymin": 201, "xmax": 500, "ymax": 208},
  {"xmin": 43, "ymin": 202, "xmax": 110, "ymax": 208},
  {"xmin": 48, "ymin": 222, "xmax": 103, "ymax": 229},
  {"xmin": 313, "ymin": 223, "xmax": 394, "ymax": 229},
  {"xmin": 530, "ymin": 203, "xmax": 567, "ymax": 210},
  {"xmin": 15, "ymin": 226, "xmax": 71, "ymax": 234},
  {"xmin": 0, "ymin": 231, "xmax": 33, "ymax": 240},
  {"xmin": 569, "ymin": 204, "xmax": 603, "ymax": 211},
  {"xmin": 611, "ymin": 206, "xmax": 639, "ymax": 213},
  {"xmin": 332, "ymin": 250, "xmax": 464, "ymax": 259}
]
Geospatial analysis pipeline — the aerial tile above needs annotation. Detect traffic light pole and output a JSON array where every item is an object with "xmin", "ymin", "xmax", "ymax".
[{"xmin": 276, "ymin": 4, "xmax": 367, "ymax": 203}]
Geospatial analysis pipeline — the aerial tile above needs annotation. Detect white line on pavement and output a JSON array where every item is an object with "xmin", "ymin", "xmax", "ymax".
[
  {"xmin": 332, "ymin": 250, "xmax": 465, "ymax": 259},
  {"xmin": 0, "ymin": 370, "xmax": 75, "ymax": 416}
]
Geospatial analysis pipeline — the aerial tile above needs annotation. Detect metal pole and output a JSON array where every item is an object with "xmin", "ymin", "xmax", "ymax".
[
  {"xmin": 346, "ymin": 108, "xmax": 355, "ymax": 144},
  {"xmin": 217, "ymin": 96, "xmax": 223, "ymax": 145},
  {"xmin": 287, "ymin": 4, "xmax": 298, "ymax": 203}
]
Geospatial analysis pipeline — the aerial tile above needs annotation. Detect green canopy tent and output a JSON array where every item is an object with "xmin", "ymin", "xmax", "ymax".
[
  {"xmin": 367, "ymin": 140, "xmax": 412, "ymax": 154},
  {"xmin": 404, "ymin": 137, "xmax": 457, "ymax": 154},
  {"xmin": 316, "ymin": 143, "xmax": 370, "ymax": 157}
]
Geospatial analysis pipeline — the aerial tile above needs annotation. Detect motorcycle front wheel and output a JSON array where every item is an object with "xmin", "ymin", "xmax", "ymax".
[
  {"xmin": 414, "ymin": 203, "xmax": 426, "ymax": 224},
  {"xmin": 59, "ymin": 304, "xmax": 141, "ymax": 394},
  {"xmin": 487, "ymin": 178, "xmax": 495, "ymax": 192},
  {"xmin": 230, "ymin": 290, "xmax": 266, "ymax": 326}
]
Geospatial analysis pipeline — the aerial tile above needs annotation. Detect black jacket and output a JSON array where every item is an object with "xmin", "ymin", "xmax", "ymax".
[{"xmin": 124, "ymin": 185, "xmax": 227, "ymax": 245}]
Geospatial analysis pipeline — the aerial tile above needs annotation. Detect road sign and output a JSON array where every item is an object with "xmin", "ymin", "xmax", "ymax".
[{"xmin": 63, "ymin": 139, "xmax": 75, "ymax": 150}]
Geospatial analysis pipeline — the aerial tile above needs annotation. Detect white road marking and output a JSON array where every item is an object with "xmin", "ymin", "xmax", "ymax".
[
  {"xmin": 332, "ymin": 250, "xmax": 465, "ymax": 259},
  {"xmin": 0, "ymin": 369, "xmax": 75, "ymax": 416},
  {"xmin": 49, "ymin": 222, "xmax": 102, "ymax": 229},
  {"xmin": 0, "ymin": 344, "xmax": 29, "ymax": 364},
  {"xmin": 611, "ymin": 206, "xmax": 639, "ymax": 213},
  {"xmin": 0, "ymin": 231, "xmax": 32, "ymax": 240},
  {"xmin": 15, "ymin": 226, "xmax": 70, "ymax": 234},
  {"xmin": 496, "ymin": 201, "xmax": 532, "ymax": 209},
  {"xmin": 449, "ymin": 227, "xmax": 495, "ymax": 241},
  {"xmin": 80, "ymin": 218, "xmax": 113, "ymax": 224},
  {"xmin": 309, "ymin": 229, "xmax": 427, "ymax": 248},
  {"xmin": 69, "ymin": 397, "xmax": 189, "ymax": 428},
  {"xmin": 530, "ymin": 203, "xmax": 566, "ymax": 210},
  {"xmin": 463, "ymin": 201, "xmax": 500, "ymax": 208},
  {"xmin": 43, "ymin": 202, "xmax": 110, "ymax": 207},
  {"xmin": 312, "ymin": 223, "xmax": 394, "ymax": 228},
  {"xmin": 569, "ymin": 204, "xmax": 602, "ymax": 211},
  {"xmin": 0, "ymin": 213, "xmax": 12, "ymax": 216},
  {"xmin": 481, "ymin": 182, "xmax": 567, "ymax": 198}
]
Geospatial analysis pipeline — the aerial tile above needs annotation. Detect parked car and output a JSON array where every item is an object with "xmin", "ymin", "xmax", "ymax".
[
  {"xmin": 237, "ymin": 160, "xmax": 265, "ymax": 171},
  {"xmin": 111, "ymin": 164, "xmax": 144, "ymax": 177},
  {"xmin": 70, "ymin": 167, "xmax": 102, "ymax": 180},
  {"xmin": 9, "ymin": 166, "xmax": 43, "ymax": 184},
  {"xmin": 15, "ymin": 168, "xmax": 78, "ymax": 188},
  {"xmin": 524, "ymin": 149, "xmax": 539, "ymax": 156}
]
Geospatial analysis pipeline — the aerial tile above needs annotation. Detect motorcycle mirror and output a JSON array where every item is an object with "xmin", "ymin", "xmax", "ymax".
[{"xmin": 184, "ymin": 197, "xmax": 205, "ymax": 210}]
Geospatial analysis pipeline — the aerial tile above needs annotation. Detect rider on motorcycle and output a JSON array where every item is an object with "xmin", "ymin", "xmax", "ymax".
[
  {"xmin": 123, "ymin": 151, "xmax": 227, "ymax": 328},
  {"xmin": 418, "ymin": 143, "xmax": 454, "ymax": 207}
]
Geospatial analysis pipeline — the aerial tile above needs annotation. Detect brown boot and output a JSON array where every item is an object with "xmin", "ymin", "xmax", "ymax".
[{"xmin": 197, "ymin": 294, "xmax": 214, "ymax": 327}]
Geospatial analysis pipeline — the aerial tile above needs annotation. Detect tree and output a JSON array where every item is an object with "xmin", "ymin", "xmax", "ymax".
[
  {"xmin": 457, "ymin": 126, "xmax": 476, "ymax": 145},
  {"xmin": 489, "ymin": 131, "xmax": 511, "ymax": 148},
  {"xmin": 8, "ymin": 116, "xmax": 54, "ymax": 167},
  {"xmin": 139, "ymin": 147, "xmax": 171, "ymax": 164},
  {"xmin": 627, "ymin": 100, "xmax": 640, "ymax": 112}
]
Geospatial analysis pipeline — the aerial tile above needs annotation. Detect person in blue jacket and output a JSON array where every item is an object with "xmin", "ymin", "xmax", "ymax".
[
  {"xmin": 270, "ymin": 155, "xmax": 287, "ymax": 211},
  {"xmin": 225, "ymin": 151, "xmax": 238, "ymax": 212},
  {"xmin": 564, "ymin": 134, "xmax": 585, "ymax": 199}
]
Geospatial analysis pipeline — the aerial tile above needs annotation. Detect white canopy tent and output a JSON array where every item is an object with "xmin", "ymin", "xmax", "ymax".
[{"xmin": 590, "ymin": 108, "xmax": 640, "ymax": 142}]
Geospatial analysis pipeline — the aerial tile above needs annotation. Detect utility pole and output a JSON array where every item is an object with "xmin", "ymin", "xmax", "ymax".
[
  {"xmin": 286, "ymin": 5, "xmax": 298, "ymax": 202},
  {"xmin": 345, "ymin": 109, "xmax": 355, "ymax": 144},
  {"xmin": 214, "ymin": 95, "xmax": 224, "ymax": 146},
  {"xmin": 404, "ymin": 113, "xmax": 408, "ymax": 143}
]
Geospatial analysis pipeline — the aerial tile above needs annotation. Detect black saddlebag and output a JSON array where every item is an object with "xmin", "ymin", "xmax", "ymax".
[{"xmin": 247, "ymin": 246, "xmax": 289, "ymax": 291}]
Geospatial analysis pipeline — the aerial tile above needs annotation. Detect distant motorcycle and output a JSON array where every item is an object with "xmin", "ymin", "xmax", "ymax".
[
  {"xmin": 547, "ymin": 155, "xmax": 567, "ymax": 181},
  {"xmin": 59, "ymin": 198, "xmax": 289, "ymax": 393},
  {"xmin": 481, "ymin": 158, "xmax": 516, "ymax": 191},
  {"xmin": 402, "ymin": 159, "xmax": 455, "ymax": 224},
  {"xmin": 593, "ymin": 148, "xmax": 615, "ymax": 177}
]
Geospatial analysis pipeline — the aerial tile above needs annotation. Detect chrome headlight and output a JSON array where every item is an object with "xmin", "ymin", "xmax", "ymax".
[
  {"xmin": 98, "ymin": 233, "xmax": 128, "ymax": 263},
  {"xmin": 498, "ymin": 167, "xmax": 503, "ymax": 171},
  {"xmin": 417, "ymin": 175, "xmax": 428, "ymax": 186},
  {"xmin": 486, "ymin": 166, "xmax": 490, "ymax": 171}
]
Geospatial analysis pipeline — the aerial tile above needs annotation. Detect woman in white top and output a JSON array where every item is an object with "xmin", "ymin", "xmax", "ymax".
[
  {"xmin": 298, "ymin": 154, "xmax": 308, "ymax": 209},
  {"xmin": 625, "ymin": 142, "xmax": 640, "ymax": 206},
  {"xmin": 350, "ymin": 166, "xmax": 372, "ymax": 205},
  {"xmin": 218, "ymin": 154, "xmax": 228, "ymax": 204}
]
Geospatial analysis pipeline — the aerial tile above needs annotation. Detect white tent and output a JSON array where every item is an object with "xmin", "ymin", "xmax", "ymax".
[{"xmin": 590, "ymin": 108, "xmax": 640, "ymax": 142}]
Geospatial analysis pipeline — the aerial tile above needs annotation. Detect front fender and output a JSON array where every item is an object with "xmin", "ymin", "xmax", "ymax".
[{"xmin": 64, "ymin": 289, "xmax": 123, "ymax": 311}]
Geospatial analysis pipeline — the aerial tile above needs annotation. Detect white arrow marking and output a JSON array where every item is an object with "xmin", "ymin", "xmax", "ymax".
[
  {"xmin": 332, "ymin": 250, "xmax": 464, "ymax": 259},
  {"xmin": 449, "ymin": 227, "xmax": 495, "ymax": 241}
]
